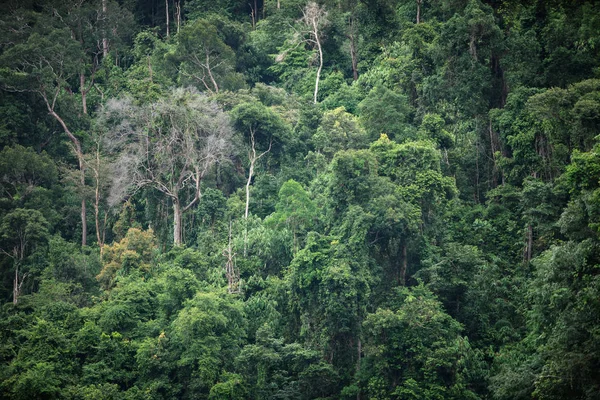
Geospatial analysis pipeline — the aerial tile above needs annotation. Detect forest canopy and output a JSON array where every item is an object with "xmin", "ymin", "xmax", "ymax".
[{"xmin": 1, "ymin": 0, "xmax": 600, "ymax": 399}]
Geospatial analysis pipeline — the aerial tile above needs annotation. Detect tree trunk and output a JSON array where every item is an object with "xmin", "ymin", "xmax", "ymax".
[
  {"xmin": 416, "ymin": 0, "xmax": 422, "ymax": 24},
  {"xmin": 102, "ymin": 0, "xmax": 109, "ymax": 57},
  {"xmin": 165, "ymin": 0, "xmax": 170, "ymax": 37},
  {"xmin": 93, "ymin": 145, "xmax": 105, "ymax": 253},
  {"xmin": 45, "ymin": 105, "xmax": 87, "ymax": 247},
  {"xmin": 173, "ymin": 199, "xmax": 182, "ymax": 245},
  {"xmin": 314, "ymin": 29, "xmax": 323, "ymax": 104},
  {"xmin": 525, "ymin": 223, "xmax": 533, "ymax": 263},
  {"xmin": 245, "ymin": 157, "xmax": 255, "ymax": 220},
  {"xmin": 175, "ymin": 0, "xmax": 181, "ymax": 34},
  {"xmin": 13, "ymin": 261, "xmax": 19, "ymax": 305},
  {"xmin": 205, "ymin": 51, "xmax": 220, "ymax": 93},
  {"xmin": 80, "ymin": 72, "xmax": 88, "ymax": 115}
]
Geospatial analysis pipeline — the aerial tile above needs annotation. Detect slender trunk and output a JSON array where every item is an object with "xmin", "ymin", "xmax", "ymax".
[
  {"xmin": 45, "ymin": 105, "xmax": 87, "ymax": 246},
  {"xmin": 277, "ymin": 0, "xmax": 280, "ymax": 9},
  {"xmin": 175, "ymin": 0, "xmax": 181, "ymax": 34},
  {"xmin": 80, "ymin": 72, "xmax": 88, "ymax": 115},
  {"xmin": 165, "ymin": 0, "xmax": 170, "ymax": 37},
  {"xmin": 173, "ymin": 199, "xmax": 182, "ymax": 245},
  {"xmin": 13, "ymin": 261, "xmax": 19, "ymax": 305},
  {"xmin": 81, "ymin": 184, "xmax": 87, "ymax": 247},
  {"xmin": 245, "ymin": 157, "xmax": 255, "ymax": 220},
  {"xmin": 93, "ymin": 146, "xmax": 104, "ymax": 252},
  {"xmin": 102, "ymin": 0, "xmax": 109, "ymax": 57},
  {"xmin": 314, "ymin": 30, "xmax": 323, "ymax": 104},
  {"xmin": 416, "ymin": 0, "xmax": 421, "ymax": 24},
  {"xmin": 206, "ymin": 51, "xmax": 219, "ymax": 93},
  {"xmin": 526, "ymin": 224, "xmax": 533, "ymax": 263}
]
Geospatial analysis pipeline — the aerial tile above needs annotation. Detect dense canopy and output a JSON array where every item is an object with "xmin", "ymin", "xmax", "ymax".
[{"xmin": 1, "ymin": 0, "xmax": 600, "ymax": 399}]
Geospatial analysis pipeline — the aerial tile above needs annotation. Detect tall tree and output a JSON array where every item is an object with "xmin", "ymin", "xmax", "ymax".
[
  {"xmin": 230, "ymin": 101, "xmax": 288, "ymax": 220},
  {"xmin": 0, "ymin": 209, "xmax": 49, "ymax": 304},
  {"xmin": 101, "ymin": 88, "xmax": 234, "ymax": 245},
  {"xmin": 299, "ymin": 2, "xmax": 328, "ymax": 104}
]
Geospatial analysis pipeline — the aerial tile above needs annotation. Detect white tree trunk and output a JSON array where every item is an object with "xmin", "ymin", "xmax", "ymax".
[
  {"xmin": 102, "ymin": 0, "xmax": 109, "ymax": 56},
  {"xmin": 173, "ymin": 199, "xmax": 182, "ymax": 245}
]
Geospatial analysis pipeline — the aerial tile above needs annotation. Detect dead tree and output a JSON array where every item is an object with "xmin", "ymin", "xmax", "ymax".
[{"xmin": 103, "ymin": 88, "xmax": 234, "ymax": 246}]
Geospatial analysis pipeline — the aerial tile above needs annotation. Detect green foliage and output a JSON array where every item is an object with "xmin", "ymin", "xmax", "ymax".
[
  {"xmin": 362, "ymin": 284, "xmax": 480, "ymax": 400},
  {"xmin": 359, "ymin": 86, "xmax": 413, "ymax": 141},
  {"xmin": 2, "ymin": 1, "xmax": 600, "ymax": 399},
  {"xmin": 96, "ymin": 228, "xmax": 157, "ymax": 290}
]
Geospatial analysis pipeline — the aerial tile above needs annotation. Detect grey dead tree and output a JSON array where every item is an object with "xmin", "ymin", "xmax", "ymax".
[{"xmin": 101, "ymin": 88, "xmax": 234, "ymax": 245}]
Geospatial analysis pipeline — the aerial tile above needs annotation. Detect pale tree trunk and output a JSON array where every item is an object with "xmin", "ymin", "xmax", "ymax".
[
  {"xmin": 302, "ymin": 3, "xmax": 326, "ymax": 104},
  {"xmin": 42, "ymin": 93, "xmax": 87, "ymax": 246},
  {"xmin": 80, "ymin": 160, "xmax": 87, "ymax": 247},
  {"xmin": 175, "ymin": 0, "xmax": 181, "ymax": 34},
  {"xmin": 245, "ymin": 159, "xmax": 255, "ymax": 220},
  {"xmin": 244, "ymin": 129, "xmax": 271, "ymax": 256},
  {"xmin": 80, "ymin": 72, "xmax": 88, "ymax": 115},
  {"xmin": 416, "ymin": 0, "xmax": 422, "ymax": 24},
  {"xmin": 172, "ymin": 167, "xmax": 205, "ymax": 246},
  {"xmin": 13, "ymin": 261, "xmax": 19, "ymax": 305},
  {"xmin": 206, "ymin": 50, "xmax": 219, "ymax": 93},
  {"xmin": 165, "ymin": 0, "xmax": 170, "ymax": 37},
  {"xmin": 9, "ymin": 243, "xmax": 27, "ymax": 305},
  {"xmin": 92, "ymin": 143, "xmax": 107, "ymax": 253},
  {"xmin": 244, "ymin": 129, "xmax": 271, "ymax": 220},
  {"xmin": 102, "ymin": 0, "xmax": 109, "ymax": 57},
  {"xmin": 173, "ymin": 199, "xmax": 182, "ymax": 245},
  {"xmin": 313, "ymin": 29, "xmax": 323, "ymax": 104}
]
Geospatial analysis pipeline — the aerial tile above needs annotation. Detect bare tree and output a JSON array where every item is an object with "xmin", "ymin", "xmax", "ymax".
[
  {"xmin": 300, "ymin": 2, "xmax": 328, "ymax": 104},
  {"xmin": 102, "ymin": 88, "xmax": 234, "ymax": 245}
]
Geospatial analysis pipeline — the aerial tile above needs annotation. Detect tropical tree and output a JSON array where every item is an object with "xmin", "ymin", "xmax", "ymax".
[{"xmin": 101, "ymin": 88, "xmax": 234, "ymax": 245}]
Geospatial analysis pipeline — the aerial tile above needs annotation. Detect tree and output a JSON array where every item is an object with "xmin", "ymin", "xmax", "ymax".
[
  {"xmin": 102, "ymin": 88, "xmax": 234, "ymax": 245},
  {"xmin": 230, "ymin": 101, "xmax": 289, "ymax": 220},
  {"xmin": 0, "ymin": 209, "xmax": 49, "ymax": 304},
  {"xmin": 266, "ymin": 179, "xmax": 316, "ymax": 254},
  {"xmin": 176, "ymin": 19, "xmax": 238, "ymax": 94},
  {"xmin": 0, "ymin": 15, "xmax": 89, "ymax": 246},
  {"xmin": 362, "ymin": 284, "xmax": 480, "ymax": 400},
  {"xmin": 96, "ymin": 227, "xmax": 157, "ymax": 290},
  {"xmin": 299, "ymin": 2, "xmax": 328, "ymax": 104}
]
